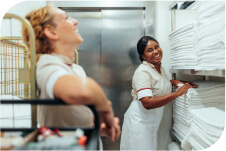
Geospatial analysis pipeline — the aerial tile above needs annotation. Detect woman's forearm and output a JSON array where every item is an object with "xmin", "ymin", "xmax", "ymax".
[
  {"xmin": 140, "ymin": 92, "xmax": 179, "ymax": 109},
  {"xmin": 85, "ymin": 77, "xmax": 112, "ymax": 112},
  {"xmin": 170, "ymin": 80, "xmax": 184, "ymax": 87}
]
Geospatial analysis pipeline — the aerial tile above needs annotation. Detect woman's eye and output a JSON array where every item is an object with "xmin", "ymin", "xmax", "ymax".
[{"xmin": 148, "ymin": 49, "xmax": 153, "ymax": 52}]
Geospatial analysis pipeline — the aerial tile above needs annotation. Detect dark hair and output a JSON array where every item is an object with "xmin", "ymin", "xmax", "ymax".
[{"xmin": 137, "ymin": 36, "xmax": 159, "ymax": 62}]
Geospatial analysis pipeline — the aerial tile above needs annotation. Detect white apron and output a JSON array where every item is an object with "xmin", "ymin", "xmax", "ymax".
[
  {"xmin": 120, "ymin": 100, "xmax": 164, "ymax": 150},
  {"xmin": 120, "ymin": 61, "xmax": 172, "ymax": 150}
]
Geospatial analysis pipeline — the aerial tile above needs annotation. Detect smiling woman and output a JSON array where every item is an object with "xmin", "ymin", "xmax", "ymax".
[
  {"xmin": 138, "ymin": 36, "xmax": 163, "ymax": 73},
  {"xmin": 120, "ymin": 36, "xmax": 195, "ymax": 150},
  {"xmin": 21, "ymin": 5, "xmax": 121, "ymax": 142},
  {"xmin": 50, "ymin": 8, "xmax": 83, "ymax": 49}
]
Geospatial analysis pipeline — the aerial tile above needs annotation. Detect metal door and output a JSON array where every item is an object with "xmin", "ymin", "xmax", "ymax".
[
  {"xmin": 66, "ymin": 9, "xmax": 144, "ymax": 149},
  {"xmin": 100, "ymin": 9, "xmax": 144, "ymax": 149}
]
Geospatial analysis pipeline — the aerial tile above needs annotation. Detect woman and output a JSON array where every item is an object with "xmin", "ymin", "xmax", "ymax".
[
  {"xmin": 22, "ymin": 5, "xmax": 120, "ymax": 142},
  {"xmin": 120, "ymin": 36, "xmax": 195, "ymax": 150}
]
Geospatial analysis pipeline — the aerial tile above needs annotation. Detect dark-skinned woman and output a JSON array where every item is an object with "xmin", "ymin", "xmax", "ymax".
[{"xmin": 120, "ymin": 36, "xmax": 195, "ymax": 150}]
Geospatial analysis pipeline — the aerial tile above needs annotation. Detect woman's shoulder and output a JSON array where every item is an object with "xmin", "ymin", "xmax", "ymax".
[
  {"xmin": 134, "ymin": 63, "xmax": 151, "ymax": 73},
  {"xmin": 38, "ymin": 54, "xmax": 62, "ymax": 62},
  {"xmin": 37, "ymin": 54, "xmax": 65, "ymax": 67},
  {"xmin": 72, "ymin": 64, "xmax": 86, "ymax": 77},
  {"xmin": 72, "ymin": 63, "xmax": 84, "ymax": 70}
]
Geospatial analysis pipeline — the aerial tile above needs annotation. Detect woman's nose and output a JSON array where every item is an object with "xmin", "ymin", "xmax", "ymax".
[
  {"xmin": 73, "ymin": 19, "xmax": 78, "ymax": 26},
  {"xmin": 153, "ymin": 49, "xmax": 158, "ymax": 54}
]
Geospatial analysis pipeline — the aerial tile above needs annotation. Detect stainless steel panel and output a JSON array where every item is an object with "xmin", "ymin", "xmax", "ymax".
[
  {"xmin": 57, "ymin": 1, "xmax": 145, "ymax": 8},
  {"xmin": 100, "ymin": 10, "xmax": 144, "ymax": 149},
  {"xmin": 67, "ymin": 12, "xmax": 101, "ymax": 82}
]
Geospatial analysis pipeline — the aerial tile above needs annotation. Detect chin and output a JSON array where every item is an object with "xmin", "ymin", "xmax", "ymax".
[
  {"xmin": 75, "ymin": 38, "xmax": 83, "ymax": 46},
  {"xmin": 78, "ymin": 37, "xmax": 84, "ymax": 44}
]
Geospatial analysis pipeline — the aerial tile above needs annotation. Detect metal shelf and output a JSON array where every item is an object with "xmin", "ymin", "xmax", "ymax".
[
  {"xmin": 169, "ymin": 69, "xmax": 225, "ymax": 77},
  {"xmin": 169, "ymin": 1, "xmax": 195, "ymax": 10},
  {"xmin": 170, "ymin": 129, "xmax": 182, "ymax": 145}
]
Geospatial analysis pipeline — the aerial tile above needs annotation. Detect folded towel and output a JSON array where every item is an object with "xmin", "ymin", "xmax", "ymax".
[
  {"xmin": 181, "ymin": 134, "xmax": 192, "ymax": 150},
  {"xmin": 168, "ymin": 142, "xmax": 182, "ymax": 150},
  {"xmin": 190, "ymin": 123, "xmax": 221, "ymax": 144},
  {"xmin": 0, "ymin": 95, "xmax": 31, "ymax": 128},
  {"xmin": 191, "ymin": 106, "xmax": 225, "ymax": 129},
  {"xmin": 169, "ymin": 22, "xmax": 195, "ymax": 37}
]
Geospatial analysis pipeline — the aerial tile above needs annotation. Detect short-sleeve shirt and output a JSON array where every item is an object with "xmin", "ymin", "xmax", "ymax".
[
  {"xmin": 131, "ymin": 61, "xmax": 172, "ymax": 100},
  {"xmin": 36, "ymin": 53, "xmax": 93, "ymax": 127}
]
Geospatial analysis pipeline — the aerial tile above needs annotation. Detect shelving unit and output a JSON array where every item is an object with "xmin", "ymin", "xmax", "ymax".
[
  {"xmin": 169, "ymin": 1, "xmax": 225, "ymax": 79},
  {"xmin": 169, "ymin": 1, "xmax": 225, "ymax": 147},
  {"xmin": 170, "ymin": 69, "xmax": 225, "ymax": 77}
]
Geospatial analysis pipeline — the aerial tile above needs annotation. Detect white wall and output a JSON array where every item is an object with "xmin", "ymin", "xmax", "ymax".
[
  {"xmin": 1, "ymin": 1, "xmax": 47, "ymax": 37},
  {"xmin": 156, "ymin": 1, "xmax": 172, "ymax": 79}
]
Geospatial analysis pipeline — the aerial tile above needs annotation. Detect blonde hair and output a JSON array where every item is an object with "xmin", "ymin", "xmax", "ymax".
[{"xmin": 22, "ymin": 5, "xmax": 56, "ymax": 61}]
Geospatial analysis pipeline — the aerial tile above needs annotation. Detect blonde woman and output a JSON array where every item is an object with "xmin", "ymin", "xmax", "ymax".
[{"xmin": 22, "ymin": 5, "xmax": 120, "ymax": 141}]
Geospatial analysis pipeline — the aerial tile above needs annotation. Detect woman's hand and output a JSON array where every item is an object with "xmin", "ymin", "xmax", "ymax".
[
  {"xmin": 176, "ymin": 83, "xmax": 192, "ymax": 97},
  {"xmin": 99, "ymin": 110, "xmax": 121, "ymax": 142},
  {"xmin": 171, "ymin": 80, "xmax": 198, "ymax": 88},
  {"xmin": 170, "ymin": 80, "xmax": 185, "ymax": 88}
]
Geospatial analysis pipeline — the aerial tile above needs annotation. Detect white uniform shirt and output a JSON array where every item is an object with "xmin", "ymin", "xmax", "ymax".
[
  {"xmin": 131, "ymin": 61, "xmax": 172, "ymax": 100},
  {"xmin": 36, "ymin": 53, "xmax": 93, "ymax": 127}
]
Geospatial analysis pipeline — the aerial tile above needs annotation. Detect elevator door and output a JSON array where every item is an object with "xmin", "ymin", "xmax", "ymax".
[
  {"xmin": 100, "ymin": 9, "xmax": 144, "ymax": 113},
  {"xmin": 100, "ymin": 9, "xmax": 144, "ymax": 149},
  {"xmin": 67, "ymin": 9, "xmax": 144, "ymax": 150}
]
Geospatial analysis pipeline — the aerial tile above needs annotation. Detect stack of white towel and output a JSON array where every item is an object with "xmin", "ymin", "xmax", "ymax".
[
  {"xmin": 172, "ymin": 81, "xmax": 225, "ymax": 150},
  {"xmin": 0, "ymin": 95, "xmax": 31, "ymax": 128},
  {"xmin": 169, "ymin": 1, "xmax": 225, "ymax": 70},
  {"xmin": 189, "ymin": 106, "xmax": 225, "ymax": 150},
  {"xmin": 194, "ymin": 1, "xmax": 225, "ymax": 70},
  {"xmin": 169, "ymin": 22, "xmax": 196, "ymax": 69}
]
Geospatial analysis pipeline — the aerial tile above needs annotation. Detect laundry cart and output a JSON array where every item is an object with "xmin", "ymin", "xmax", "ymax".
[
  {"xmin": 0, "ymin": 13, "xmax": 37, "ymax": 127},
  {"xmin": 0, "ymin": 37, "xmax": 31, "ymax": 99},
  {"xmin": 0, "ymin": 13, "xmax": 99, "ymax": 150},
  {"xmin": 1, "ymin": 99, "xmax": 100, "ymax": 150}
]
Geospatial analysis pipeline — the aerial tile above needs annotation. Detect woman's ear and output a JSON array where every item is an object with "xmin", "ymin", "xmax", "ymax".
[
  {"xmin": 44, "ymin": 27, "xmax": 58, "ymax": 40},
  {"xmin": 141, "ymin": 55, "xmax": 145, "ymax": 61}
]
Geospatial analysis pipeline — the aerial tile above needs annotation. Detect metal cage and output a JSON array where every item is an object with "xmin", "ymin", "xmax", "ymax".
[
  {"xmin": 0, "ymin": 13, "xmax": 36, "ymax": 126},
  {"xmin": 0, "ymin": 37, "xmax": 30, "ymax": 98}
]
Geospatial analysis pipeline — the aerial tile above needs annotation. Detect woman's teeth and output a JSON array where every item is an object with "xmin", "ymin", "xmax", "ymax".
[
  {"xmin": 155, "ymin": 55, "xmax": 160, "ymax": 58},
  {"xmin": 75, "ymin": 29, "xmax": 79, "ymax": 33}
]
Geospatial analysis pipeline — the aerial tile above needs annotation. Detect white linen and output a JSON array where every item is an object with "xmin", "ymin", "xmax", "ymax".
[
  {"xmin": 169, "ymin": 1, "xmax": 225, "ymax": 70},
  {"xmin": 172, "ymin": 81, "xmax": 225, "ymax": 150}
]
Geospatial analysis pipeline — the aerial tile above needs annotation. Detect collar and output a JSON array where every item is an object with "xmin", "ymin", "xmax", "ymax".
[
  {"xmin": 142, "ymin": 61, "xmax": 161, "ymax": 68},
  {"xmin": 51, "ymin": 53, "xmax": 73, "ymax": 66}
]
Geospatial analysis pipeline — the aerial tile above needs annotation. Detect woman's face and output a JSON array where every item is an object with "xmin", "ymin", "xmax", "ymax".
[
  {"xmin": 51, "ymin": 8, "xmax": 83, "ymax": 46},
  {"xmin": 142, "ymin": 40, "xmax": 162, "ymax": 65}
]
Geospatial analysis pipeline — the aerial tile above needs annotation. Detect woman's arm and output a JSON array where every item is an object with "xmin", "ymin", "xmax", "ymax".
[
  {"xmin": 53, "ymin": 75, "xmax": 111, "ymax": 112},
  {"xmin": 53, "ymin": 74, "xmax": 121, "ymax": 141},
  {"xmin": 140, "ymin": 83, "xmax": 192, "ymax": 109}
]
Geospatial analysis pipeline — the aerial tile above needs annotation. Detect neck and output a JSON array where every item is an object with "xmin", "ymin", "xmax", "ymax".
[
  {"xmin": 52, "ymin": 41, "xmax": 77, "ymax": 62},
  {"xmin": 154, "ymin": 63, "xmax": 161, "ymax": 73}
]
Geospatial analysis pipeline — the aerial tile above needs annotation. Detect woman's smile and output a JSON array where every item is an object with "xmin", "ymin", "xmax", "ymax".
[{"xmin": 142, "ymin": 40, "xmax": 163, "ymax": 65}]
